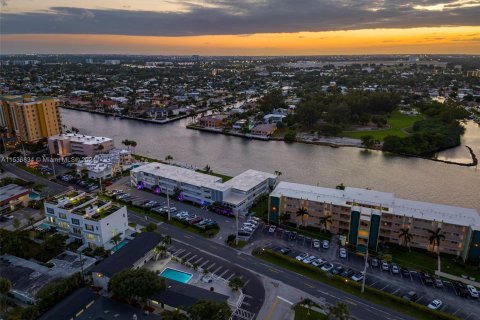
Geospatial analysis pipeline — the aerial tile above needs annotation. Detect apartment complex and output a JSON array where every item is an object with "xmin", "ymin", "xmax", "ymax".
[
  {"xmin": 269, "ymin": 182, "xmax": 480, "ymax": 262},
  {"xmin": 131, "ymin": 162, "xmax": 277, "ymax": 214},
  {"xmin": 44, "ymin": 190, "xmax": 128, "ymax": 249},
  {"xmin": 0, "ymin": 95, "xmax": 61, "ymax": 142},
  {"xmin": 48, "ymin": 133, "xmax": 114, "ymax": 157},
  {"xmin": 75, "ymin": 149, "xmax": 132, "ymax": 179}
]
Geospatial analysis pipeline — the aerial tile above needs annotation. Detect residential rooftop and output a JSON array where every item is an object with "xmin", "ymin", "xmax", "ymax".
[
  {"xmin": 49, "ymin": 133, "xmax": 113, "ymax": 145},
  {"xmin": 271, "ymin": 181, "xmax": 480, "ymax": 229},
  {"xmin": 72, "ymin": 199, "xmax": 120, "ymax": 220},
  {"xmin": 0, "ymin": 184, "xmax": 30, "ymax": 204},
  {"xmin": 224, "ymin": 169, "xmax": 276, "ymax": 192},
  {"xmin": 45, "ymin": 190, "xmax": 85, "ymax": 206}
]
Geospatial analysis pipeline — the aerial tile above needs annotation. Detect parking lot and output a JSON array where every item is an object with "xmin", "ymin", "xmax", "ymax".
[{"xmin": 260, "ymin": 224, "xmax": 480, "ymax": 320}]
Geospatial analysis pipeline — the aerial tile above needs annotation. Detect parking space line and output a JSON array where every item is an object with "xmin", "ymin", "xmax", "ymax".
[
  {"xmin": 391, "ymin": 288, "xmax": 401, "ymax": 295},
  {"xmin": 207, "ymin": 262, "xmax": 216, "ymax": 270},
  {"xmin": 173, "ymin": 249, "xmax": 184, "ymax": 256},
  {"xmin": 380, "ymin": 284, "xmax": 390, "ymax": 290},
  {"xmin": 179, "ymin": 252, "xmax": 191, "ymax": 259},
  {"xmin": 244, "ymin": 279, "xmax": 250, "ymax": 286},
  {"xmin": 194, "ymin": 257, "xmax": 203, "ymax": 264},
  {"xmin": 199, "ymin": 260, "xmax": 209, "ymax": 268},
  {"xmin": 213, "ymin": 266, "xmax": 222, "ymax": 274},
  {"xmin": 225, "ymin": 273, "xmax": 235, "ymax": 281},
  {"xmin": 219, "ymin": 269, "xmax": 229, "ymax": 278},
  {"xmin": 186, "ymin": 255, "xmax": 197, "ymax": 263}
]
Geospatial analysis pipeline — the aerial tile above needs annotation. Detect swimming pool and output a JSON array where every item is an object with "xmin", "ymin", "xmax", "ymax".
[
  {"xmin": 29, "ymin": 192, "xmax": 42, "ymax": 200},
  {"xmin": 160, "ymin": 268, "xmax": 193, "ymax": 283},
  {"xmin": 111, "ymin": 240, "xmax": 130, "ymax": 252}
]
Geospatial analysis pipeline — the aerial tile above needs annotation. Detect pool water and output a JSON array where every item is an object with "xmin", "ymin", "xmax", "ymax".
[
  {"xmin": 111, "ymin": 240, "xmax": 130, "ymax": 252},
  {"xmin": 160, "ymin": 268, "xmax": 193, "ymax": 283},
  {"xmin": 29, "ymin": 192, "xmax": 42, "ymax": 200}
]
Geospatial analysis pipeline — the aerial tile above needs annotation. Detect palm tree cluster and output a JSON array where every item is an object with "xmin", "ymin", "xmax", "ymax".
[
  {"xmin": 296, "ymin": 207, "xmax": 309, "ymax": 228},
  {"xmin": 427, "ymin": 227, "xmax": 445, "ymax": 255},
  {"xmin": 121, "ymin": 139, "xmax": 138, "ymax": 154}
]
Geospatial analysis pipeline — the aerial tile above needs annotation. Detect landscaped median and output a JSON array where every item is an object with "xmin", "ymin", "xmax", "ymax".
[
  {"xmin": 100, "ymin": 194, "xmax": 220, "ymax": 238},
  {"xmin": 252, "ymin": 248, "xmax": 461, "ymax": 320}
]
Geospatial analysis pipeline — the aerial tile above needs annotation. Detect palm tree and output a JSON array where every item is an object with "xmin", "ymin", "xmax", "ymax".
[
  {"xmin": 121, "ymin": 139, "xmax": 131, "ymax": 151},
  {"xmin": 398, "ymin": 227, "xmax": 413, "ymax": 250},
  {"xmin": 279, "ymin": 213, "xmax": 290, "ymax": 226},
  {"xmin": 328, "ymin": 302, "xmax": 350, "ymax": 320},
  {"xmin": 130, "ymin": 140, "xmax": 137, "ymax": 154},
  {"xmin": 296, "ymin": 207, "xmax": 309, "ymax": 228},
  {"xmin": 153, "ymin": 244, "xmax": 167, "ymax": 261},
  {"xmin": 427, "ymin": 228, "xmax": 445, "ymax": 255},
  {"xmin": 165, "ymin": 155, "xmax": 173, "ymax": 163},
  {"xmin": 0, "ymin": 277, "xmax": 12, "ymax": 314},
  {"xmin": 274, "ymin": 170, "xmax": 282, "ymax": 177},
  {"xmin": 110, "ymin": 233, "xmax": 122, "ymax": 250},
  {"xmin": 319, "ymin": 214, "xmax": 332, "ymax": 232},
  {"xmin": 162, "ymin": 235, "xmax": 172, "ymax": 245}
]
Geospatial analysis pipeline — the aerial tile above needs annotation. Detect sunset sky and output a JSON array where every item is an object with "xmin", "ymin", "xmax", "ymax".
[{"xmin": 1, "ymin": 0, "xmax": 480, "ymax": 55}]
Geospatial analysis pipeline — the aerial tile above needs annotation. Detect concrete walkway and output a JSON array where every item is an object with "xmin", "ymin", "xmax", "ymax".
[{"xmin": 435, "ymin": 270, "xmax": 480, "ymax": 287}]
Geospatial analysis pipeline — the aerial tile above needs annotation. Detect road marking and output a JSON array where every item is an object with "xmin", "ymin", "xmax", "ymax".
[
  {"xmin": 173, "ymin": 249, "xmax": 184, "ymax": 256},
  {"xmin": 265, "ymin": 297, "xmax": 278, "ymax": 320},
  {"xmin": 345, "ymin": 299, "xmax": 357, "ymax": 306},
  {"xmin": 219, "ymin": 269, "xmax": 229, "ymax": 278},
  {"xmin": 391, "ymin": 288, "xmax": 401, "ymax": 295},
  {"xmin": 225, "ymin": 273, "xmax": 235, "ymax": 281},
  {"xmin": 186, "ymin": 255, "xmax": 197, "ymax": 262},
  {"xmin": 213, "ymin": 266, "xmax": 222, "ymax": 274},
  {"xmin": 380, "ymin": 284, "xmax": 390, "ymax": 290},
  {"xmin": 244, "ymin": 279, "xmax": 250, "ymax": 286},
  {"xmin": 194, "ymin": 257, "xmax": 203, "ymax": 264},
  {"xmin": 199, "ymin": 260, "xmax": 209, "ymax": 268},
  {"xmin": 244, "ymin": 294, "xmax": 253, "ymax": 299},
  {"xmin": 277, "ymin": 296, "xmax": 294, "ymax": 305},
  {"xmin": 207, "ymin": 262, "xmax": 216, "ymax": 270},
  {"xmin": 184, "ymin": 235, "xmax": 192, "ymax": 239},
  {"xmin": 179, "ymin": 252, "xmax": 191, "ymax": 259},
  {"xmin": 237, "ymin": 256, "xmax": 246, "ymax": 261},
  {"xmin": 304, "ymin": 282, "xmax": 314, "ymax": 288},
  {"xmin": 242, "ymin": 301, "xmax": 251, "ymax": 306}
]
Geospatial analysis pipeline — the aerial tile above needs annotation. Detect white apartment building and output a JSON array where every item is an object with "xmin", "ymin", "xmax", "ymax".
[
  {"xmin": 130, "ymin": 162, "xmax": 277, "ymax": 214},
  {"xmin": 76, "ymin": 149, "xmax": 132, "ymax": 179},
  {"xmin": 44, "ymin": 190, "xmax": 128, "ymax": 249},
  {"xmin": 48, "ymin": 133, "xmax": 114, "ymax": 157}
]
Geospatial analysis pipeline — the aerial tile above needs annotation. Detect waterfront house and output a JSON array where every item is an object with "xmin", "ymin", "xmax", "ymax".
[
  {"xmin": 198, "ymin": 114, "xmax": 228, "ymax": 128},
  {"xmin": 250, "ymin": 123, "xmax": 277, "ymax": 137}
]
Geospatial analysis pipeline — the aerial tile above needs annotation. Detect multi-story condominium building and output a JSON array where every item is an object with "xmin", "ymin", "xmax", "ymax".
[
  {"xmin": 269, "ymin": 182, "xmax": 480, "ymax": 262},
  {"xmin": 75, "ymin": 149, "xmax": 132, "ymax": 179},
  {"xmin": 48, "ymin": 133, "xmax": 114, "ymax": 157},
  {"xmin": 0, "ymin": 95, "xmax": 61, "ymax": 142},
  {"xmin": 44, "ymin": 190, "xmax": 128, "ymax": 249},
  {"xmin": 131, "ymin": 162, "xmax": 277, "ymax": 214}
]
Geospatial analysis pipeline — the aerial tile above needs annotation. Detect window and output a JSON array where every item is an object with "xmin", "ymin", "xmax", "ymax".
[
  {"xmin": 73, "ymin": 227, "xmax": 82, "ymax": 235},
  {"xmin": 46, "ymin": 207, "xmax": 55, "ymax": 214},
  {"xmin": 85, "ymin": 224, "xmax": 94, "ymax": 231},
  {"xmin": 71, "ymin": 218, "xmax": 80, "ymax": 225},
  {"xmin": 86, "ymin": 233, "xmax": 96, "ymax": 240},
  {"xmin": 59, "ymin": 213, "xmax": 67, "ymax": 219}
]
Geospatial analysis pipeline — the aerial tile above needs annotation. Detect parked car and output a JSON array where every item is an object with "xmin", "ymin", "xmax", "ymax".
[
  {"xmin": 402, "ymin": 291, "xmax": 418, "ymax": 302},
  {"xmin": 434, "ymin": 278, "xmax": 444, "ymax": 288},
  {"xmin": 420, "ymin": 272, "xmax": 434, "ymax": 286},
  {"xmin": 302, "ymin": 255, "xmax": 317, "ymax": 264},
  {"xmin": 339, "ymin": 248, "xmax": 347, "ymax": 259},
  {"xmin": 190, "ymin": 217, "xmax": 203, "ymax": 225},
  {"xmin": 321, "ymin": 263, "xmax": 334, "ymax": 272},
  {"xmin": 467, "ymin": 285, "xmax": 479, "ymax": 298},
  {"xmin": 88, "ymin": 185, "xmax": 99, "ymax": 191},
  {"xmin": 290, "ymin": 232, "xmax": 297, "ymax": 240},
  {"xmin": 400, "ymin": 268, "xmax": 410, "ymax": 277},
  {"xmin": 390, "ymin": 264, "xmax": 400, "ymax": 274},
  {"xmin": 279, "ymin": 247, "xmax": 291, "ymax": 255},
  {"xmin": 313, "ymin": 239, "xmax": 320, "ymax": 249},
  {"xmin": 238, "ymin": 231, "xmax": 251, "ymax": 236},
  {"xmin": 427, "ymin": 299, "xmax": 443, "ymax": 310},
  {"xmin": 331, "ymin": 266, "xmax": 344, "ymax": 275},
  {"xmin": 296, "ymin": 253, "xmax": 309, "ymax": 261},
  {"xmin": 311, "ymin": 258, "xmax": 327, "ymax": 267},
  {"xmin": 340, "ymin": 268, "xmax": 355, "ymax": 278},
  {"xmin": 322, "ymin": 240, "xmax": 330, "ymax": 249},
  {"xmin": 351, "ymin": 273, "xmax": 364, "ymax": 282},
  {"xmin": 268, "ymin": 226, "xmax": 276, "ymax": 233},
  {"xmin": 454, "ymin": 281, "xmax": 470, "ymax": 297},
  {"xmin": 381, "ymin": 261, "xmax": 389, "ymax": 271},
  {"xmin": 370, "ymin": 258, "xmax": 379, "ymax": 268},
  {"xmin": 241, "ymin": 226, "xmax": 253, "ymax": 233}
]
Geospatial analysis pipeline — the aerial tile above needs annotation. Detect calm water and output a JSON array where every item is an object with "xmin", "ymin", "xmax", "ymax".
[{"xmin": 61, "ymin": 109, "xmax": 480, "ymax": 210}]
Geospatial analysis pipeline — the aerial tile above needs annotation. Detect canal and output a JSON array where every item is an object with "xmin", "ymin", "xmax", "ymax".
[{"xmin": 60, "ymin": 108, "xmax": 480, "ymax": 210}]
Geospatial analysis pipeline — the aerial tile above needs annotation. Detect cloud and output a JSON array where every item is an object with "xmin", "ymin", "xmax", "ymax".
[{"xmin": 1, "ymin": 0, "xmax": 480, "ymax": 36}]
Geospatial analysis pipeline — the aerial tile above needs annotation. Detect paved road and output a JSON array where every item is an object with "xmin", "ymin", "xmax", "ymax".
[
  {"xmin": 0, "ymin": 163, "xmax": 65, "ymax": 195},
  {"xmin": 128, "ymin": 210, "xmax": 414, "ymax": 320}
]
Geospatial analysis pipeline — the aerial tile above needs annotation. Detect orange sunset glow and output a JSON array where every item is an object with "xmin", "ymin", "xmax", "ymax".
[{"xmin": 3, "ymin": 26, "xmax": 480, "ymax": 55}]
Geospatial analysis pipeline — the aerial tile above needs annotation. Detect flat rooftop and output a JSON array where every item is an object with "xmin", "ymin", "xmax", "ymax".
[
  {"xmin": 271, "ymin": 181, "xmax": 480, "ymax": 229},
  {"xmin": 46, "ymin": 190, "xmax": 84, "ymax": 205},
  {"xmin": 224, "ymin": 169, "xmax": 276, "ymax": 192},
  {"xmin": 131, "ymin": 162, "xmax": 226, "ymax": 190},
  {"xmin": 0, "ymin": 184, "xmax": 30, "ymax": 203},
  {"xmin": 49, "ymin": 133, "xmax": 112, "ymax": 145}
]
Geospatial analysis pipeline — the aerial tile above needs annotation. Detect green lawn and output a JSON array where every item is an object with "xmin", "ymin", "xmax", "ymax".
[
  {"xmin": 386, "ymin": 247, "xmax": 479, "ymax": 279},
  {"xmin": 341, "ymin": 110, "xmax": 423, "ymax": 141},
  {"xmin": 294, "ymin": 304, "xmax": 328, "ymax": 320},
  {"xmin": 253, "ymin": 248, "xmax": 460, "ymax": 320},
  {"xmin": 285, "ymin": 225, "xmax": 332, "ymax": 241},
  {"xmin": 272, "ymin": 127, "xmax": 288, "ymax": 139},
  {"xmin": 251, "ymin": 196, "xmax": 269, "ymax": 220}
]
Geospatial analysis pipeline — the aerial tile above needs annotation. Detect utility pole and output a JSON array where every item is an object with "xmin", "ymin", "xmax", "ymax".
[
  {"xmin": 167, "ymin": 189, "xmax": 171, "ymax": 221},
  {"xmin": 361, "ymin": 250, "xmax": 368, "ymax": 293},
  {"xmin": 235, "ymin": 211, "xmax": 239, "ymax": 246}
]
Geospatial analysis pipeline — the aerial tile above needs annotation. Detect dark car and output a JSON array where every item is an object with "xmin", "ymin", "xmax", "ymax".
[
  {"xmin": 400, "ymin": 268, "xmax": 410, "ymax": 277},
  {"xmin": 454, "ymin": 281, "xmax": 470, "ymax": 297},
  {"xmin": 279, "ymin": 247, "xmax": 291, "ymax": 255},
  {"xmin": 420, "ymin": 272, "xmax": 434, "ymax": 286},
  {"xmin": 290, "ymin": 232, "xmax": 297, "ymax": 240},
  {"xmin": 370, "ymin": 258, "xmax": 379, "ymax": 268},
  {"xmin": 402, "ymin": 291, "xmax": 418, "ymax": 302},
  {"xmin": 340, "ymin": 268, "xmax": 355, "ymax": 278},
  {"xmin": 331, "ymin": 266, "xmax": 345, "ymax": 275}
]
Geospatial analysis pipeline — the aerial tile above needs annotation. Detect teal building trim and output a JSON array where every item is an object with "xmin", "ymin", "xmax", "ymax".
[
  {"xmin": 368, "ymin": 214, "xmax": 381, "ymax": 252},
  {"xmin": 269, "ymin": 196, "xmax": 280, "ymax": 224},
  {"xmin": 348, "ymin": 210, "xmax": 360, "ymax": 246},
  {"xmin": 467, "ymin": 230, "xmax": 480, "ymax": 262}
]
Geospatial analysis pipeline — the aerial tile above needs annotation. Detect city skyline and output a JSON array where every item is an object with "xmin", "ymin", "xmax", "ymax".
[{"xmin": 1, "ymin": 0, "xmax": 480, "ymax": 55}]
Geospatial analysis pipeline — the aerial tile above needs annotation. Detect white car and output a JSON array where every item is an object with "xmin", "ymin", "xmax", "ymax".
[
  {"xmin": 241, "ymin": 226, "xmax": 253, "ymax": 233},
  {"xmin": 302, "ymin": 255, "xmax": 317, "ymax": 264},
  {"xmin": 243, "ymin": 222, "xmax": 256, "ymax": 229},
  {"xmin": 321, "ymin": 263, "xmax": 334, "ymax": 272},
  {"xmin": 268, "ymin": 226, "xmax": 276, "ymax": 233},
  {"xmin": 351, "ymin": 273, "xmax": 364, "ymax": 282},
  {"xmin": 391, "ymin": 264, "xmax": 400, "ymax": 274},
  {"xmin": 339, "ymin": 248, "xmax": 347, "ymax": 259},
  {"xmin": 313, "ymin": 239, "xmax": 320, "ymax": 248},
  {"xmin": 311, "ymin": 257, "xmax": 326, "ymax": 267},
  {"xmin": 381, "ymin": 261, "xmax": 389, "ymax": 271},
  {"xmin": 322, "ymin": 240, "xmax": 330, "ymax": 249},
  {"xmin": 427, "ymin": 299, "xmax": 443, "ymax": 310},
  {"xmin": 467, "ymin": 285, "xmax": 479, "ymax": 298},
  {"xmin": 296, "ymin": 253, "xmax": 309, "ymax": 261}
]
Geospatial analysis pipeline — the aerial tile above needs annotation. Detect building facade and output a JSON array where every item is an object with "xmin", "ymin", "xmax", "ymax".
[
  {"xmin": 0, "ymin": 184, "xmax": 30, "ymax": 214},
  {"xmin": 75, "ymin": 149, "xmax": 132, "ymax": 179},
  {"xmin": 131, "ymin": 162, "xmax": 277, "ymax": 214},
  {"xmin": 268, "ymin": 182, "xmax": 480, "ymax": 262},
  {"xmin": 48, "ymin": 133, "xmax": 114, "ymax": 157},
  {"xmin": 0, "ymin": 95, "xmax": 61, "ymax": 142},
  {"xmin": 44, "ymin": 190, "xmax": 128, "ymax": 249}
]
